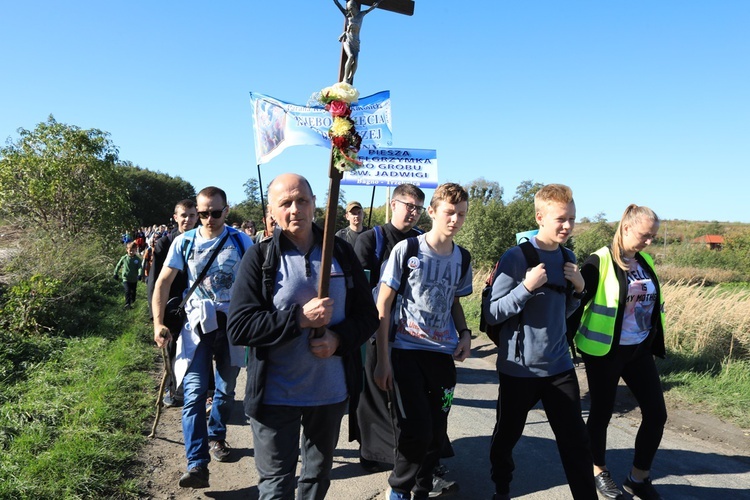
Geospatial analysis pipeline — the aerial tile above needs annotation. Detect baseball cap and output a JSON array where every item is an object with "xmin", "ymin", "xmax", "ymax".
[{"xmin": 346, "ymin": 201, "xmax": 363, "ymax": 213}]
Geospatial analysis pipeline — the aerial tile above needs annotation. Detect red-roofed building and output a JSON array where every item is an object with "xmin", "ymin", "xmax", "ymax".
[{"xmin": 692, "ymin": 234, "xmax": 724, "ymax": 250}]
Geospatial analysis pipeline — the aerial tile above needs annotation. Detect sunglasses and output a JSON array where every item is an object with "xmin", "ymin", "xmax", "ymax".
[
  {"xmin": 197, "ymin": 206, "xmax": 227, "ymax": 219},
  {"xmin": 394, "ymin": 199, "xmax": 426, "ymax": 214}
]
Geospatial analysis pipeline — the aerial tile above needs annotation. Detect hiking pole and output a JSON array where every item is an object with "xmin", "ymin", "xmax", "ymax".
[{"xmin": 148, "ymin": 339, "xmax": 173, "ymax": 438}]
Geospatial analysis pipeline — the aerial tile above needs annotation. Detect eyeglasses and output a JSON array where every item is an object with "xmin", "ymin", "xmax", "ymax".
[
  {"xmin": 197, "ymin": 207, "xmax": 227, "ymax": 219},
  {"xmin": 394, "ymin": 199, "xmax": 425, "ymax": 214}
]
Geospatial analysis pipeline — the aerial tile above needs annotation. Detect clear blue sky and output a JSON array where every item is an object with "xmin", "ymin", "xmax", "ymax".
[{"xmin": 2, "ymin": 1, "xmax": 748, "ymax": 222}]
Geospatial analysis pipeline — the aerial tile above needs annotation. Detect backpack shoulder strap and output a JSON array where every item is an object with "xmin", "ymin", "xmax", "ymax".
[
  {"xmin": 458, "ymin": 245, "xmax": 471, "ymax": 282},
  {"xmin": 396, "ymin": 237, "xmax": 420, "ymax": 297},
  {"xmin": 560, "ymin": 246, "xmax": 574, "ymax": 291},
  {"xmin": 560, "ymin": 245, "xmax": 573, "ymax": 264},
  {"xmin": 259, "ymin": 238, "xmax": 277, "ymax": 302},
  {"xmin": 180, "ymin": 229, "xmax": 198, "ymax": 273},
  {"xmin": 518, "ymin": 240, "xmax": 539, "ymax": 268},
  {"xmin": 226, "ymin": 226, "xmax": 247, "ymax": 257},
  {"xmin": 374, "ymin": 225, "xmax": 385, "ymax": 266},
  {"xmin": 333, "ymin": 237, "xmax": 354, "ymax": 290},
  {"xmin": 388, "ymin": 236, "xmax": 419, "ymax": 342}
]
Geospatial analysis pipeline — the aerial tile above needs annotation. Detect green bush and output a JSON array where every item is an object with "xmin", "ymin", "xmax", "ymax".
[
  {"xmin": 0, "ymin": 275, "xmax": 62, "ymax": 335},
  {"xmin": 0, "ymin": 229, "xmax": 123, "ymax": 386},
  {"xmin": 667, "ymin": 242, "xmax": 749, "ymax": 279},
  {"xmin": 571, "ymin": 220, "xmax": 615, "ymax": 264}
]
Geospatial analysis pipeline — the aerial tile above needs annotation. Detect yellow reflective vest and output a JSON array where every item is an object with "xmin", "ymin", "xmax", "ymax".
[{"xmin": 575, "ymin": 247, "xmax": 665, "ymax": 356}]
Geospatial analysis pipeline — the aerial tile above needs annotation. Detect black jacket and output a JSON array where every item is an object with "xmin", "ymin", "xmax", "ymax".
[
  {"xmin": 567, "ymin": 247, "xmax": 665, "ymax": 359},
  {"xmin": 147, "ymin": 228, "xmax": 188, "ymax": 319},
  {"xmin": 227, "ymin": 224, "xmax": 378, "ymax": 438}
]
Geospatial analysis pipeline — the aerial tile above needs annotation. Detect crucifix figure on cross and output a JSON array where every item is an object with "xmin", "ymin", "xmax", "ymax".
[
  {"xmin": 333, "ymin": 0, "xmax": 382, "ymax": 84},
  {"xmin": 315, "ymin": 0, "xmax": 414, "ymax": 324}
]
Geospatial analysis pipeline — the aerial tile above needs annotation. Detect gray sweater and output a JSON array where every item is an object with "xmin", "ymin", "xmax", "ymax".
[{"xmin": 486, "ymin": 243, "xmax": 579, "ymax": 377}]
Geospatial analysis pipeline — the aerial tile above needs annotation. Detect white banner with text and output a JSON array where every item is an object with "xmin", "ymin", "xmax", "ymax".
[{"xmin": 342, "ymin": 148, "xmax": 438, "ymax": 188}]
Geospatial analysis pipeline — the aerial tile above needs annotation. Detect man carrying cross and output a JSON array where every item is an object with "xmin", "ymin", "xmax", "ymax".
[{"xmin": 228, "ymin": 173, "xmax": 378, "ymax": 499}]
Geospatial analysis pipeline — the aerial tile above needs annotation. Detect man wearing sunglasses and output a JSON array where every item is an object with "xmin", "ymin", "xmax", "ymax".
[{"xmin": 152, "ymin": 186, "xmax": 253, "ymax": 489}]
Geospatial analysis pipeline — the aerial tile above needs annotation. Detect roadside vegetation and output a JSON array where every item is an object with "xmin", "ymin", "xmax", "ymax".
[{"xmin": 0, "ymin": 117, "xmax": 747, "ymax": 497}]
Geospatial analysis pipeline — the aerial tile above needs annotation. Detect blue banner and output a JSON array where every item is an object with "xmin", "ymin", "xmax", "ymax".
[{"xmin": 249, "ymin": 91, "xmax": 392, "ymax": 164}]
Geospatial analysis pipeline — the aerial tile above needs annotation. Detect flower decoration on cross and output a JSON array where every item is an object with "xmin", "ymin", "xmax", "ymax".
[{"xmin": 317, "ymin": 82, "xmax": 363, "ymax": 173}]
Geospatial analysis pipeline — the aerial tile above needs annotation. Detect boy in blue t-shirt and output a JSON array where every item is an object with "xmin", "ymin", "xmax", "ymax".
[{"xmin": 374, "ymin": 183, "xmax": 472, "ymax": 500}]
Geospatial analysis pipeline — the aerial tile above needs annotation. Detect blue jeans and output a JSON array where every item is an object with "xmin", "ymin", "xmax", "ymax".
[
  {"xmin": 251, "ymin": 400, "xmax": 347, "ymax": 500},
  {"xmin": 181, "ymin": 329, "xmax": 239, "ymax": 470}
]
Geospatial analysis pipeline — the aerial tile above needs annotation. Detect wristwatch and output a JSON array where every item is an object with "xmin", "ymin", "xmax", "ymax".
[
  {"xmin": 572, "ymin": 289, "xmax": 587, "ymax": 299},
  {"xmin": 459, "ymin": 328, "xmax": 472, "ymax": 337}
]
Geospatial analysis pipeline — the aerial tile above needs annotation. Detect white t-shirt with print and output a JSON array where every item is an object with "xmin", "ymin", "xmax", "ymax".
[{"xmin": 620, "ymin": 258, "xmax": 656, "ymax": 345}]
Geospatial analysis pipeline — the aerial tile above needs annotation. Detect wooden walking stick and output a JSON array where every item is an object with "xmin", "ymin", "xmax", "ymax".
[{"xmin": 148, "ymin": 343, "xmax": 173, "ymax": 438}]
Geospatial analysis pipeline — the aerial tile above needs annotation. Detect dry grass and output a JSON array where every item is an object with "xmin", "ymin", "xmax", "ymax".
[
  {"xmin": 663, "ymin": 282, "xmax": 750, "ymax": 362},
  {"xmin": 658, "ymin": 264, "xmax": 744, "ymax": 286}
]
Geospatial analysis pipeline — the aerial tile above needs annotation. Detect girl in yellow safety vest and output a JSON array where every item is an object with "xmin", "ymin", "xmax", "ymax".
[{"xmin": 568, "ymin": 204, "xmax": 666, "ymax": 500}]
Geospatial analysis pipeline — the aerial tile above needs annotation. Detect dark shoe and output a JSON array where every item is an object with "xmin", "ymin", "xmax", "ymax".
[
  {"xmin": 162, "ymin": 389, "xmax": 183, "ymax": 408},
  {"xmin": 359, "ymin": 456, "xmax": 389, "ymax": 473},
  {"xmin": 178, "ymin": 466, "xmax": 209, "ymax": 488},
  {"xmin": 493, "ymin": 494, "xmax": 511, "ymax": 500},
  {"xmin": 594, "ymin": 471, "xmax": 624, "ymax": 499},
  {"xmin": 209, "ymin": 439, "xmax": 230, "ymax": 462},
  {"xmin": 429, "ymin": 475, "xmax": 458, "ymax": 497},
  {"xmin": 433, "ymin": 463, "xmax": 449, "ymax": 477},
  {"xmin": 623, "ymin": 475, "xmax": 661, "ymax": 500}
]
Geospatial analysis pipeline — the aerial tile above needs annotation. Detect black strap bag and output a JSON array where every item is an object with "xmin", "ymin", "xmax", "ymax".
[{"xmin": 163, "ymin": 232, "xmax": 230, "ymax": 335}]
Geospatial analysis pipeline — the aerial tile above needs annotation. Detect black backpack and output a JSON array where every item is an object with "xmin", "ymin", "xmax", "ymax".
[{"xmin": 479, "ymin": 241, "xmax": 572, "ymax": 347}]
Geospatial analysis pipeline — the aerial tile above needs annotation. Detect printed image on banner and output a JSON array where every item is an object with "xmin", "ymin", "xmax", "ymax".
[
  {"xmin": 249, "ymin": 91, "xmax": 391, "ymax": 164},
  {"xmin": 342, "ymin": 147, "xmax": 438, "ymax": 188}
]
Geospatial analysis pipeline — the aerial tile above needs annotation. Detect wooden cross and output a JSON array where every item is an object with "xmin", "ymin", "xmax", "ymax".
[{"xmin": 315, "ymin": 0, "xmax": 415, "ymax": 331}]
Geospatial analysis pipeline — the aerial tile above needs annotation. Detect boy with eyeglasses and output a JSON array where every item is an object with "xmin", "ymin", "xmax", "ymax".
[{"xmin": 152, "ymin": 187, "xmax": 253, "ymax": 489}]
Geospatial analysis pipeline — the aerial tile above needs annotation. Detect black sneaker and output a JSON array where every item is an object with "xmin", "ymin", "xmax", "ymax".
[
  {"xmin": 209, "ymin": 439, "xmax": 231, "ymax": 462},
  {"xmin": 359, "ymin": 456, "xmax": 389, "ymax": 473},
  {"xmin": 594, "ymin": 470, "xmax": 624, "ymax": 499},
  {"xmin": 433, "ymin": 463, "xmax": 449, "ymax": 477},
  {"xmin": 428, "ymin": 475, "xmax": 458, "ymax": 497},
  {"xmin": 178, "ymin": 466, "xmax": 209, "ymax": 488},
  {"xmin": 623, "ymin": 475, "xmax": 662, "ymax": 500}
]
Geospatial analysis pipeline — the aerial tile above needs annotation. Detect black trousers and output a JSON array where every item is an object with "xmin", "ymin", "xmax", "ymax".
[
  {"xmin": 490, "ymin": 369, "xmax": 597, "ymax": 499},
  {"xmin": 123, "ymin": 280, "xmax": 137, "ymax": 306},
  {"xmin": 582, "ymin": 342, "xmax": 667, "ymax": 471},
  {"xmin": 388, "ymin": 348, "xmax": 456, "ymax": 498}
]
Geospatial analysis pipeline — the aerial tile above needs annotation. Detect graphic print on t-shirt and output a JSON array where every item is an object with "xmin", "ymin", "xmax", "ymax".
[{"xmin": 622, "ymin": 260, "xmax": 656, "ymax": 337}]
